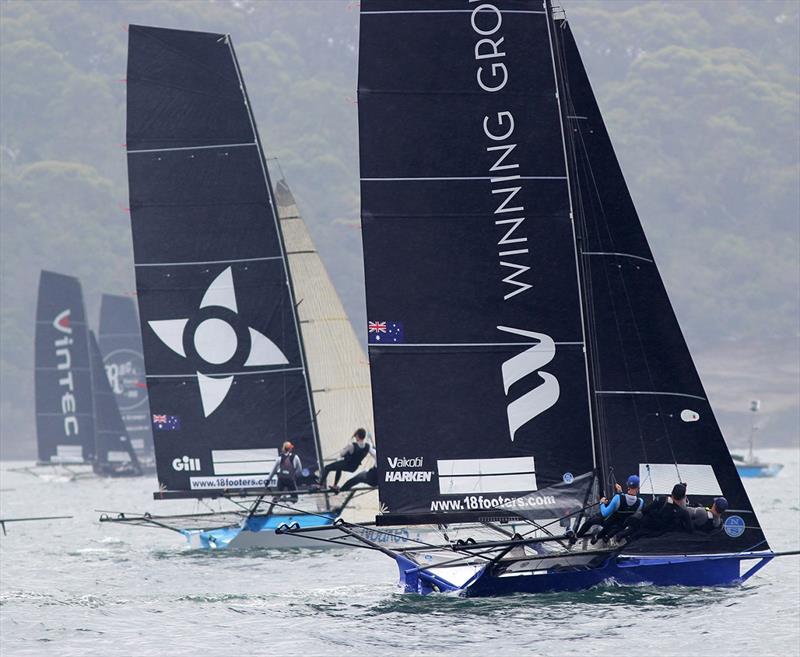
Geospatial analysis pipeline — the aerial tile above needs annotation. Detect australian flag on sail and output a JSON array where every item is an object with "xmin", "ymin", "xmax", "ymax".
[
  {"xmin": 152, "ymin": 414, "xmax": 180, "ymax": 431},
  {"xmin": 368, "ymin": 321, "xmax": 404, "ymax": 344}
]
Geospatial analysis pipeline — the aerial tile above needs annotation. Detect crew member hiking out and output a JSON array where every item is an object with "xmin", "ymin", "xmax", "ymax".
[
  {"xmin": 320, "ymin": 428, "xmax": 373, "ymax": 492},
  {"xmin": 686, "ymin": 496, "xmax": 728, "ymax": 532},
  {"xmin": 569, "ymin": 475, "xmax": 644, "ymax": 546},
  {"xmin": 616, "ymin": 482, "xmax": 694, "ymax": 543},
  {"xmin": 267, "ymin": 441, "xmax": 302, "ymax": 502}
]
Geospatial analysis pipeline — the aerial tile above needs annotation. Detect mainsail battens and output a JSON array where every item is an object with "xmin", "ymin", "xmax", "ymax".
[
  {"xmin": 126, "ymin": 25, "xmax": 320, "ymax": 494},
  {"xmin": 582, "ymin": 251, "xmax": 655, "ymax": 264},
  {"xmin": 135, "ymin": 256, "xmax": 283, "ymax": 268},
  {"xmin": 359, "ymin": 0, "xmax": 593, "ymax": 521},
  {"xmin": 595, "ymin": 390, "xmax": 707, "ymax": 402},
  {"xmin": 127, "ymin": 142, "xmax": 257, "ymax": 154},
  {"xmin": 146, "ymin": 367, "xmax": 304, "ymax": 379}
]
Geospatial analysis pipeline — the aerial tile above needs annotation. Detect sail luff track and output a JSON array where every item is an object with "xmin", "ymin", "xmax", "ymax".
[{"xmin": 544, "ymin": 0, "xmax": 599, "ymax": 477}]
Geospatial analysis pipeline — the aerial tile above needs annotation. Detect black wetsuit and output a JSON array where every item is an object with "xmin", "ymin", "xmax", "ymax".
[
  {"xmin": 617, "ymin": 497, "xmax": 693, "ymax": 541},
  {"xmin": 338, "ymin": 466, "xmax": 378, "ymax": 492},
  {"xmin": 276, "ymin": 452, "xmax": 299, "ymax": 501},
  {"xmin": 322, "ymin": 441, "xmax": 371, "ymax": 487}
]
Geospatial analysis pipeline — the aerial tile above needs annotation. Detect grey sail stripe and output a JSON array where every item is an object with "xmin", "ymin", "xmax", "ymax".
[
  {"xmin": 146, "ymin": 367, "xmax": 304, "ymax": 379},
  {"xmin": 595, "ymin": 390, "xmax": 707, "ymax": 402},
  {"xmin": 37, "ymin": 412, "xmax": 94, "ymax": 417},
  {"xmin": 135, "ymin": 255, "xmax": 282, "ymax": 267},
  {"xmin": 583, "ymin": 251, "xmax": 655, "ymax": 263},
  {"xmin": 36, "ymin": 367, "xmax": 91, "ymax": 372},
  {"xmin": 36, "ymin": 320, "xmax": 87, "ymax": 325},
  {"xmin": 361, "ymin": 176, "xmax": 566, "ymax": 182},
  {"xmin": 568, "ymin": 115, "xmax": 589, "ymax": 120},
  {"xmin": 369, "ymin": 341, "xmax": 584, "ymax": 347},
  {"xmin": 362, "ymin": 9, "xmax": 545, "ymax": 15},
  {"xmin": 127, "ymin": 142, "xmax": 256, "ymax": 154}
]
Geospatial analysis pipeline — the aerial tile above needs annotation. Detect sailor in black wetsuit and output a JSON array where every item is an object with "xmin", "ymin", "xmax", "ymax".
[
  {"xmin": 686, "ymin": 496, "xmax": 728, "ymax": 532},
  {"xmin": 617, "ymin": 482, "xmax": 693, "ymax": 542},
  {"xmin": 320, "ymin": 428, "xmax": 373, "ymax": 491},
  {"xmin": 267, "ymin": 441, "xmax": 302, "ymax": 502},
  {"xmin": 338, "ymin": 464, "xmax": 378, "ymax": 492}
]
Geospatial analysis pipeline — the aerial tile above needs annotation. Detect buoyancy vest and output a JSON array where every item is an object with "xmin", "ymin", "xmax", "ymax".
[
  {"xmin": 617, "ymin": 493, "xmax": 643, "ymax": 516},
  {"xmin": 278, "ymin": 452, "xmax": 296, "ymax": 479},
  {"xmin": 343, "ymin": 441, "xmax": 370, "ymax": 468}
]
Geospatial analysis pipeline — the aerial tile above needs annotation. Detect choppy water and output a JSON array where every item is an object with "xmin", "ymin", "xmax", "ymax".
[{"xmin": 1, "ymin": 449, "xmax": 799, "ymax": 656}]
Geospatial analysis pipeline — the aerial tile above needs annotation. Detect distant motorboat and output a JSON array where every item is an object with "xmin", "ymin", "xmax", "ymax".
[{"xmin": 733, "ymin": 400, "xmax": 783, "ymax": 478}]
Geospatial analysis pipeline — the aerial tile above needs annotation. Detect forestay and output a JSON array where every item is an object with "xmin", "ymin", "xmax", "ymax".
[
  {"xmin": 98, "ymin": 294, "xmax": 153, "ymax": 456},
  {"xmin": 34, "ymin": 271, "xmax": 96, "ymax": 464},
  {"xmin": 359, "ymin": 0, "xmax": 595, "ymax": 524},
  {"xmin": 125, "ymin": 25, "xmax": 321, "ymax": 494}
]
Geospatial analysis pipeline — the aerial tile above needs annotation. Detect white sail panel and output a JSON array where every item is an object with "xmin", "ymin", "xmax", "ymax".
[{"xmin": 275, "ymin": 180, "xmax": 377, "ymax": 522}]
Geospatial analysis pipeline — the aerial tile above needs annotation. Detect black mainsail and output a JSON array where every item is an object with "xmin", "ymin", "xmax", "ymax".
[
  {"xmin": 34, "ymin": 271, "xmax": 96, "ymax": 464},
  {"xmin": 89, "ymin": 330, "xmax": 140, "ymax": 473},
  {"xmin": 360, "ymin": 0, "xmax": 594, "ymax": 524},
  {"xmin": 98, "ymin": 294, "xmax": 153, "ymax": 457},
  {"xmin": 358, "ymin": 0, "xmax": 766, "ymax": 555},
  {"xmin": 125, "ymin": 25, "xmax": 321, "ymax": 494}
]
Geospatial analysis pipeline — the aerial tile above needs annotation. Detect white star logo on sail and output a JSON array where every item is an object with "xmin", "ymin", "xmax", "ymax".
[{"xmin": 148, "ymin": 267, "xmax": 288, "ymax": 417}]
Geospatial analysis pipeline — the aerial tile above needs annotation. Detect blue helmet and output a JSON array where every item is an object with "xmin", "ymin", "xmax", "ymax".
[
  {"xmin": 713, "ymin": 497, "xmax": 728, "ymax": 512},
  {"xmin": 626, "ymin": 475, "xmax": 641, "ymax": 489}
]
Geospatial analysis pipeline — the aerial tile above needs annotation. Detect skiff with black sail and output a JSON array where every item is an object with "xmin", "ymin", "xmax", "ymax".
[
  {"xmin": 88, "ymin": 329, "xmax": 143, "ymax": 477},
  {"xmin": 23, "ymin": 270, "xmax": 97, "ymax": 480},
  {"xmin": 98, "ymin": 294, "xmax": 157, "ymax": 473},
  {"xmin": 99, "ymin": 24, "xmax": 430, "ymax": 549},
  {"xmin": 280, "ymin": 0, "xmax": 795, "ymax": 594}
]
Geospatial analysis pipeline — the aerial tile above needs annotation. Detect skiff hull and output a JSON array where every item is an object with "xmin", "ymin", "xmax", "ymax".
[{"xmin": 395, "ymin": 551, "xmax": 775, "ymax": 597}]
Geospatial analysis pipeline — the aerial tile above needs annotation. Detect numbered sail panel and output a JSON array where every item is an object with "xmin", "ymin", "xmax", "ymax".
[
  {"xmin": 359, "ymin": 1, "xmax": 563, "ymax": 179},
  {"xmin": 127, "ymin": 25, "xmax": 254, "ymax": 151},
  {"xmin": 99, "ymin": 294, "xmax": 153, "ymax": 455},
  {"xmin": 371, "ymin": 344, "xmax": 593, "ymax": 520},
  {"xmin": 595, "ymin": 394, "xmax": 766, "ymax": 554},
  {"xmin": 34, "ymin": 271, "xmax": 95, "ymax": 463},
  {"xmin": 89, "ymin": 331, "xmax": 137, "ymax": 466}
]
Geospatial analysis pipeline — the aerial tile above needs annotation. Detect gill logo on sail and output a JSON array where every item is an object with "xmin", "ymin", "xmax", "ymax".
[{"xmin": 497, "ymin": 326, "xmax": 559, "ymax": 441}]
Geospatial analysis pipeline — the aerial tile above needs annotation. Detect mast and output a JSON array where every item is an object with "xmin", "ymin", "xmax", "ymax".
[{"xmin": 544, "ymin": 0, "xmax": 604, "ymax": 493}]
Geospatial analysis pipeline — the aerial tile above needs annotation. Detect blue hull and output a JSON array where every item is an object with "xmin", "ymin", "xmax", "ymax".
[
  {"xmin": 186, "ymin": 512, "xmax": 336, "ymax": 549},
  {"xmin": 736, "ymin": 463, "xmax": 783, "ymax": 478},
  {"xmin": 397, "ymin": 552, "xmax": 773, "ymax": 597}
]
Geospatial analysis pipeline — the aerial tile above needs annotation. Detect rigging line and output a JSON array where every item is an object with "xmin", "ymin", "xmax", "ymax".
[
  {"xmin": 127, "ymin": 142, "xmax": 256, "ymax": 154},
  {"xmin": 570, "ymin": 88, "xmax": 652, "ymax": 469},
  {"xmin": 225, "ymin": 37, "xmax": 324, "ymax": 484},
  {"xmin": 545, "ymin": 0, "xmax": 598, "ymax": 473}
]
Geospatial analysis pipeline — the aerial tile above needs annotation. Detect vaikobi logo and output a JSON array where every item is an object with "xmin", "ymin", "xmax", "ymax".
[
  {"xmin": 172, "ymin": 456, "xmax": 201, "ymax": 472},
  {"xmin": 386, "ymin": 456, "xmax": 424, "ymax": 469}
]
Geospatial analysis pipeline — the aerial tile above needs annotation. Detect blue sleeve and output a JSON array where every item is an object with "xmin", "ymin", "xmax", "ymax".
[
  {"xmin": 600, "ymin": 494, "xmax": 621, "ymax": 518},
  {"xmin": 637, "ymin": 498, "xmax": 644, "ymax": 511}
]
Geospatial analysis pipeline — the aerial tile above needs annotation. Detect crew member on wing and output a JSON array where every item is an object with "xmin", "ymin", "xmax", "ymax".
[
  {"xmin": 320, "ymin": 428, "xmax": 374, "ymax": 492},
  {"xmin": 569, "ymin": 475, "xmax": 644, "ymax": 546},
  {"xmin": 267, "ymin": 441, "xmax": 302, "ymax": 502},
  {"xmin": 685, "ymin": 496, "xmax": 728, "ymax": 532}
]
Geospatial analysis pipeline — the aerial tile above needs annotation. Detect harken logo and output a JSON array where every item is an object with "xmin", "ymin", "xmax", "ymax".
[
  {"xmin": 497, "ymin": 326, "xmax": 560, "ymax": 441},
  {"xmin": 148, "ymin": 267, "xmax": 288, "ymax": 417}
]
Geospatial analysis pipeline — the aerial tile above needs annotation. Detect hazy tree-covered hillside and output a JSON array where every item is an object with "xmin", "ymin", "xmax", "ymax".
[{"xmin": 1, "ymin": 0, "xmax": 798, "ymax": 458}]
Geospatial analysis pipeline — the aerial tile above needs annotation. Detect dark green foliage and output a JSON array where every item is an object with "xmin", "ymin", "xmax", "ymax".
[{"xmin": 1, "ymin": 0, "xmax": 797, "ymax": 456}]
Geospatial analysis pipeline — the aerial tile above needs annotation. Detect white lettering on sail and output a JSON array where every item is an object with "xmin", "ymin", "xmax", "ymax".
[
  {"xmin": 52, "ymin": 310, "xmax": 79, "ymax": 437},
  {"xmin": 497, "ymin": 326, "xmax": 560, "ymax": 440}
]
